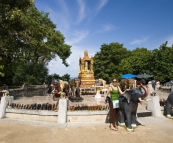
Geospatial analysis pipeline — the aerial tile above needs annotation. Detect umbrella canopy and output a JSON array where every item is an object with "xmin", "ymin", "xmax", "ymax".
[
  {"xmin": 165, "ymin": 81, "xmax": 173, "ymax": 86},
  {"xmin": 136, "ymin": 73, "xmax": 153, "ymax": 79},
  {"xmin": 122, "ymin": 74, "xmax": 136, "ymax": 79}
]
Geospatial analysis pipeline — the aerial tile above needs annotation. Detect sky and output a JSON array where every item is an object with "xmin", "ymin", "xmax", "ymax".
[{"xmin": 35, "ymin": 0, "xmax": 173, "ymax": 77}]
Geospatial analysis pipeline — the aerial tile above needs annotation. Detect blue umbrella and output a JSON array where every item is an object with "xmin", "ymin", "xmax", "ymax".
[{"xmin": 122, "ymin": 74, "xmax": 136, "ymax": 79}]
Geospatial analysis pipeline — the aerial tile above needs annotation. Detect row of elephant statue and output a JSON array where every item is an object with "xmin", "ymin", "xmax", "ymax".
[
  {"xmin": 48, "ymin": 78, "xmax": 106, "ymax": 100},
  {"xmin": 7, "ymin": 102, "xmax": 58, "ymax": 111},
  {"xmin": 68, "ymin": 105, "xmax": 109, "ymax": 111}
]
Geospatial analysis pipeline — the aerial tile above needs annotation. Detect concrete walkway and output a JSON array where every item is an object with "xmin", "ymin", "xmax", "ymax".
[{"xmin": 0, "ymin": 116, "xmax": 173, "ymax": 143}]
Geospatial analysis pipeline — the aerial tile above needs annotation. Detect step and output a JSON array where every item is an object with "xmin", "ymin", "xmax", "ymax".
[{"xmin": 137, "ymin": 109, "xmax": 152, "ymax": 117}]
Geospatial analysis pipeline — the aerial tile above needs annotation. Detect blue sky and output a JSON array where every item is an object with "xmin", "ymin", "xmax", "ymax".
[{"xmin": 35, "ymin": 0, "xmax": 173, "ymax": 77}]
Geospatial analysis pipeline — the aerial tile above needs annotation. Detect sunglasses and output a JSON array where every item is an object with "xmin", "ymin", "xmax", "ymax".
[{"xmin": 112, "ymin": 81, "xmax": 116, "ymax": 82}]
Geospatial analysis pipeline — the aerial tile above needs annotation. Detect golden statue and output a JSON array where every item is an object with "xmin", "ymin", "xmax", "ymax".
[{"xmin": 78, "ymin": 50, "xmax": 95, "ymax": 88}]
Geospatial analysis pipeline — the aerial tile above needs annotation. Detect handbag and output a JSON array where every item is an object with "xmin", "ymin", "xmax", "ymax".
[
  {"xmin": 112, "ymin": 100, "xmax": 119, "ymax": 109},
  {"xmin": 106, "ymin": 96, "xmax": 110, "ymax": 103}
]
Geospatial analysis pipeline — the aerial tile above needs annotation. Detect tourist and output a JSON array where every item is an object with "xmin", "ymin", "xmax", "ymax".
[{"xmin": 104, "ymin": 78, "xmax": 128, "ymax": 131}]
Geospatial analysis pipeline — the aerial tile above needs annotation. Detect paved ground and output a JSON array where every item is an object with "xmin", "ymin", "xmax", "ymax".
[{"xmin": 0, "ymin": 116, "xmax": 173, "ymax": 143}]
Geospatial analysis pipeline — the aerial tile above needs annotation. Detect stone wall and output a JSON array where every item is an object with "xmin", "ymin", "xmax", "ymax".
[
  {"xmin": 1, "ymin": 96, "xmax": 159, "ymax": 124},
  {"xmin": 5, "ymin": 113, "xmax": 57, "ymax": 122},
  {"xmin": 5, "ymin": 108, "xmax": 58, "ymax": 122}
]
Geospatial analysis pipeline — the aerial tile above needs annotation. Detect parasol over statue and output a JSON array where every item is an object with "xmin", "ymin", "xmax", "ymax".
[
  {"xmin": 122, "ymin": 74, "xmax": 136, "ymax": 79},
  {"xmin": 136, "ymin": 73, "xmax": 153, "ymax": 79}
]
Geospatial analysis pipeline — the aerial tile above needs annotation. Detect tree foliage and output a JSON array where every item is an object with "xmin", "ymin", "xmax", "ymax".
[
  {"xmin": 118, "ymin": 48, "xmax": 153, "ymax": 74},
  {"xmin": 47, "ymin": 73, "xmax": 71, "ymax": 86},
  {"xmin": 93, "ymin": 42, "xmax": 130, "ymax": 83},
  {"xmin": 0, "ymin": 57, "xmax": 4, "ymax": 77},
  {"xmin": 0, "ymin": 0, "xmax": 71, "ymax": 85},
  {"xmin": 94, "ymin": 41, "xmax": 173, "ymax": 84},
  {"xmin": 150, "ymin": 42, "xmax": 173, "ymax": 82},
  {"xmin": 13, "ymin": 62, "xmax": 48, "ymax": 85},
  {"xmin": 61, "ymin": 73, "xmax": 70, "ymax": 82}
]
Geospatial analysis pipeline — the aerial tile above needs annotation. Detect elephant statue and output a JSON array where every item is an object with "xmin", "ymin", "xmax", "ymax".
[
  {"xmin": 69, "ymin": 78, "xmax": 80, "ymax": 97},
  {"xmin": 51, "ymin": 79, "xmax": 70, "ymax": 101},
  {"xmin": 69, "ymin": 78, "xmax": 83, "ymax": 102},
  {"xmin": 165, "ymin": 91, "xmax": 173, "ymax": 119},
  {"xmin": 119, "ymin": 78, "xmax": 136, "ymax": 92},
  {"xmin": 2, "ymin": 90, "xmax": 9, "ymax": 96},
  {"xmin": 147, "ymin": 80, "xmax": 160, "ymax": 96},
  {"xmin": 118, "ymin": 82, "xmax": 149, "ymax": 131},
  {"xmin": 95, "ymin": 78, "xmax": 106, "ymax": 86}
]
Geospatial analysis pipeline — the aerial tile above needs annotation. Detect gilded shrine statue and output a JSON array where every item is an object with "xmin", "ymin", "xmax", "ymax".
[{"xmin": 78, "ymin": 50, "xmax": 95, "ymax": 88}]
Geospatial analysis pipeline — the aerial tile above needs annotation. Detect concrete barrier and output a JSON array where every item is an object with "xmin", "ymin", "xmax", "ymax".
[
  {"xmin": 58, "ymin": 99, "xmax": 67, "ymax": 123},
  {"xmin": 5, "ymin": 113, "xmax": 57, "ymax": 122},
  {"xmin": 147, "ymin": 95, "xmax": 162, "ymax": 117},
  {"xmin": 5, "ymin": 106, "xmax": 59, "ymax": 122},
  {"xmin": 1, "ymin": 96, "xmax": 153, "ymax": 124},
  {"xmin": 0, "ymin": 96, "xmax": 13, "ymax": 119}
]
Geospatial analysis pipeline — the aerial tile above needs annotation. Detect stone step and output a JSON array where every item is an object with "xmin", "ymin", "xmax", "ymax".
[{"xmin": 137, "ymin": 110, "xmax": 152, "ymax": 117}]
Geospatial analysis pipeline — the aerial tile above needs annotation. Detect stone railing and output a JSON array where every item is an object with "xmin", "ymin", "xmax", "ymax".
[
  {"xmin": 1, "ymin": 96, "xmax": 164, "ymax": 124},
  {"xmin": 0, "ymin": 96, "xmax": 60, "ymax": 122}
]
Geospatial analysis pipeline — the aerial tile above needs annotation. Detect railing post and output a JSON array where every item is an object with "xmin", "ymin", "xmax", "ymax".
[
  {"xmin": 0, "ymin": 96, "xmax": 13, "ymax": 119},
  {"xmin": 147, "ymin": 96, "xmax": 162, "ymax": 117},
  {"xmin": 58, "ymin": 98, "xmax": 67, "ymax": 123}
]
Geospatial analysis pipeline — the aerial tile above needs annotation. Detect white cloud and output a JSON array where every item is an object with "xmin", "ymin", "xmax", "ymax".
[
  {"xmin": 95, "ymin": 0, "xmax": 109, "ymax": 14},
  {"xmin": 88, "ymin": 0, "xmax": 109, "ymax": 21},
  {"xmin": 167, "ymin": 36, "xmax": 173, "ymax": 47},
  {"xmin": 75, "ymin": 0, "xmax": 109, "ymax": 23},
  {"xmin": 58, "ymin": 0, "xmax": 69, "ymax": 14},
  {"xmin": 66, "ymin": 30, "xmax": 89, "ymax": 45},
  {"xmin": 38, "ymin": 0, "xmax": 71, "ymax": 34},
  {"xmin": 96, "ymin": 24, "xmax": 115, "ymax": 33},
  {"xmin": 130, "ymin": 37, "xmax": 148, "ymax": 45},
  {"xmin": 76, "ymin": 0, "xmax": 86, "ymax": 23}
]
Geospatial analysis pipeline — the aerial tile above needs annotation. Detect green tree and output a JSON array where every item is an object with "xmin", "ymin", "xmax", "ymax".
[
  {"xmin": 118, "ymin": 48, "xmax": 153, "ymax": 75},
  {"xmin": 47, "ymin": 73, "xmax": 71, "ymax": 85},
  {"xmin": 61, "ymin": 73, "xmax": 70, "ymax": 82},
  {"xmin": 13, "ymin": 62, "xmax": 48, "ymax": 85},
  {"xmin": 150, "ymin": 41, "xmax": 173, "ymax": 83},
  {"xmin": 0, "ymin": 0, "xmax": 71, "ymax": 85},
  {"xmin": 0, "ymin": 57, "xmax": 4, "ymax": 77},
  {"xmin": 93, "ymin": 42, "xmax": 130, "ymax": 83}
]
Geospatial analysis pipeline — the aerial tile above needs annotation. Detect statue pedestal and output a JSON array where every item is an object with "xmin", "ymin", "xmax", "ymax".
[
  {"xmin": 95, "ymin": 86, "xmax": 103, "ymax": 98},
  {"xmin": 95, "ymin": 93, "xmax": 101, "ymax": 98},
  {"xmin": 69, "ymin": 96, "xmax": 84, "ymax": 102},
  {"xmin": 147, "ymin": 95, "xmax": 162, "ymax": 117},
  {"xmin": 95, "ymin": 98, "xmax": 102, "ymax": 105}
]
